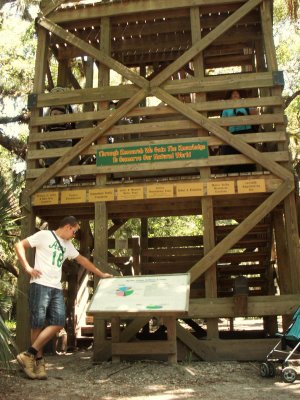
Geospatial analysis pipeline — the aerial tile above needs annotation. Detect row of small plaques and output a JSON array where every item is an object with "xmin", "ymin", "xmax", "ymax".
[{"xmin": 32, "ymin": 179, "xmax": 266, "ymax": 206}]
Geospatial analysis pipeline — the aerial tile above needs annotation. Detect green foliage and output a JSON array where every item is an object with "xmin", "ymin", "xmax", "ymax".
[
  {"xmin": 0, "ymin": 174, "xmax": 21, "ymax": 247},
  {"xmin": 273, "ymin": 0, "xmax": 300, "ymax": 165},
  {"xmin": 0, "ymin": 13, "xmax": 36, "ymax": 95},
  {"xmin": 0, "ymin": 314, "xmax": 16, "ymax": 367},
  {"xmin": 0, "ymin": 168, "xmax": 21, "ymax": 367},
  {"xmin": 148, "ymin": 216, "xmax": 203, "ymax": 238}
]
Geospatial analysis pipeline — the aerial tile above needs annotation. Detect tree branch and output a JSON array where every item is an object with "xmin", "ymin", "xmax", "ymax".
[
  {"xmin": 284, "ymin": 89, "xmax": 300, "ymax": 109},
  {"xmin": 0, "ymin": 259, "xmax": 19, "ymax": 278},
  {"xmin": 0, "ymin": 109, "xmax": 30, "ymax": 125},
  {"xmin": 0, "ymin": 129, "xmax": 27, "ymax": 160}
]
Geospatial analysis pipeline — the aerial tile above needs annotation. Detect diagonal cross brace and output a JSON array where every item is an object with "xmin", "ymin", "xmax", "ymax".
[
  {"xmin": 188, "ymin": 181, "xmax": 293, "ymax": 283},
  {"xmin": 26, "ymin": 89, "xmax": 147, "ymax": 197},
  {"xmin": 39, "ymin": 0, "xmax": 66, "ymax": 18},
  {"xmin": 152, "ymin": 87, "xmax": 293, "ymax": 182}
]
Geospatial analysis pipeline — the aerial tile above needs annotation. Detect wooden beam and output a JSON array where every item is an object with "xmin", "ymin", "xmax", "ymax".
[
  {"xmin": 176, "ymin": 322, "xmax": 218, "ymax": 361},
  {"xmin": 284, "ymin": 193, "xmax": 300, "ymax": 293},
  {"xmin": 151, "ymin": 0, "xmax": 263, "ymax": 87},
  {"xmin": 188, "ymin": 182, "xmax": 292, "ymax": 283},
  {"xmin": 51, "ymin": 0, "xmax": 252, "ymax": 23},
  {"xmin": 38, "ymin": 18, "xmax": 149, "ymax": 90},
  {"xmin": 120, "ymin": 318, "xmax": 149, "ymax": 342},
  {"xmin": 189, "ymin": 294, "xmax": 299, "ymax": 318},
  {"xmin": 40, "ymin": 0, "xmax": 65, "ymax": 18}
]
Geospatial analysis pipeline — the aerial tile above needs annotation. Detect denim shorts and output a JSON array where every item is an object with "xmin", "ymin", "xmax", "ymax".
[{"xmin": 28, "ymin": 283, "xmax": 65, "ymax": 329}]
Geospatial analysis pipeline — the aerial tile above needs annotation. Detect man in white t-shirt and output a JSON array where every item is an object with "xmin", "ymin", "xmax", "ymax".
[{"xmin": 15, "ymin": 216, "xmax": 112, "ymax": 380}]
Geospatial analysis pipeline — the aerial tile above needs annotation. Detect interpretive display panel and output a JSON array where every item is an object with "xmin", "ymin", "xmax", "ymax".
[{"xmin": 87, "ymin": 273, "xmax": 190, "ymax": 315}]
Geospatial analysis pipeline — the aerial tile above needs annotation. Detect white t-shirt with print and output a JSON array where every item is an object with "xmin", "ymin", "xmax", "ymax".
[{"xmin": 27, "ymin": 230, "xmax": 79, "ymax": 289}]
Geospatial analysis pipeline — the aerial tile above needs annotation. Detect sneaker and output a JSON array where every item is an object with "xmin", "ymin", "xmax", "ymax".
[
  {"xmin": 35, "ymin": 357, "xmax": 47, "ymax": 380},
  {"xmin": 62, "ymin": 177, "xmax": 71, "ymax": 185},
  {"xmin": 16, "ymin": 352, "xmax": 36, "ymax": 379},
  {"xmin": 48, "ymin": 178, "xmax": 56, "ymax": 185}
]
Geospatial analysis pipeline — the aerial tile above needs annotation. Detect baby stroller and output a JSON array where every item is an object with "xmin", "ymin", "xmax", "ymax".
[{"xmin": 260, "ymin": 307, "xmax": 300, "ymax": 383}]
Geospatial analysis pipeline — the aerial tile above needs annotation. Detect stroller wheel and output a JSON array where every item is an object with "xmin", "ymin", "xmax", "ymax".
[
  {"xmin": 260, "ymin": 362, "xmax": 271, "ymax": 378},
  {"xmin": 282, "ymin": 367, "xmax": 297, "ymax": 383},
  {"xmin": 267, "ymin": 362, "xmax": 276, "ymax": 377}
]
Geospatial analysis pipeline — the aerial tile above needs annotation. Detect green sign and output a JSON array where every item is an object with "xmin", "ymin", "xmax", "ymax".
[{"xmin": 97, "ymin": 141, "xmax": 208, "ymax": 166}]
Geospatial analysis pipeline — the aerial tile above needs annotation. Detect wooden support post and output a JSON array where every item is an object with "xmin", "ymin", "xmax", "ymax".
[
  {"xmin": 93, "ymin": 316, "xmax": 111, "ymax": 362},
  {"xmin": 261, "ymin": 0, "xmax": 300, "ymax": 295},
  {"xmin": 284, "ymin": 194, "xmax": 300, "ymax": 293},
  {"xmin": 65, "ymin": 260, "xmax": 79, "ymax": 349},
  {"xmin": 260, "ymin": 0, "xmax": 278, "ymax": 72},
  {"xmin": 111, "ymin": 317, "xmax": 121, "ymax": 363},
  {"xmin": 16, "ymin": 24, "xmax": 48, "ymax": 351},
  {"xmin": 16, "ymin": 209, "xmax": 36, "ymax": 351},
  {"xmin": 273, "ymin": 211, "xmax": 292, "ymax": 297},
  {"xmin": 140, "ymin": 218, "xmax": 148, "ymax": 275},
  {"xmin": 92, "ymin": 16, "xmax": 111, "ymax": 362},
  {"xmin": 190, "ymin": 6, "xmax": 218, "ymax": 338},
  {"xmin": 164, "ymin": 317, "xmax": 177, "ymax": 364},
  {"xmin": 93, "ymin": 201, "xmax": 109, "ymax": 362},
  {"xmin": 132, "ymin": 237, "xmax": 141, "ymax": 275},
  {"xmin": 57, "ymin": 59, "xmax": 69, "ymax": 87}
]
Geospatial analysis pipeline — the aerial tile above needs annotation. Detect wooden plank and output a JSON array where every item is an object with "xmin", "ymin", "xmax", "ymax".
[
  {"xmin": 152, "ymin": 87, "xmax": 292, "ymax": 181},
  {"xmin": 111, "ymin": 341, "xmax": 176, "ymax": 355},
  {"xmin": 163, "ymin": 72, "xmax": 274, "ymax": 94},
  {"xmin": 36, "ymin": 85, "xmax": 140, "ymax": 108},
  {"xmin": 26, "ymin": 89, "xmax": 147, "ymax": 196},
  {"xmin": 191, "ymin": 338, "xmax": 279, "ymax": 361},
  {"xmin": 38, "ymin": 18, "xmax": 149, "ymax": 90},
  {"xmin": 25, "ymin": 151, "xmax": 290, "ymax": 178},
  {"xmin": 27, "ymin": 128, "xmax": 286, "ymax": 161},
  {"xmin": 188, "ymin": 182, "xmax": 292, "ymax": 283},
  {"xmin": 188, "ymin": 294, "xmax": 299, "ymax": 318},
  {"xmin": 30, "ymin": 116, "xmax": 284, "ymax": 141},
  {"xmin": 32, "ymin": 92, "xmax": 282, "ymax": 117},
  {"xmin": 151, "ymin": 0, "xmax": 263, "ymax": 87}
]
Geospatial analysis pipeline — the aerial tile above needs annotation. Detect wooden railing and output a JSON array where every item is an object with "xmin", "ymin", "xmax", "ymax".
[{"xmin": 26, "ymin": 75, "xmax": 288, "ymax": 186}]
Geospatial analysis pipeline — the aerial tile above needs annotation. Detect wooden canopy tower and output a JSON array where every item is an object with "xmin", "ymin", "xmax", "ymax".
[{"xmin": 16, "ymin": 0, "xmax": 300, "ymax": 362}]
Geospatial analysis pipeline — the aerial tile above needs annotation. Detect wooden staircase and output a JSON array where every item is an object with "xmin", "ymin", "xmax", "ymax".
[{"xmin": 71, "ymin": 216, "xmax": 275, "ymax": 348}]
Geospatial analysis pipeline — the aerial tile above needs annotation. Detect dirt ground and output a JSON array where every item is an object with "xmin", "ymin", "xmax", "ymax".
[{"xmin": 0, "ymin": 349, "xmax": 300, "ymax": 400}]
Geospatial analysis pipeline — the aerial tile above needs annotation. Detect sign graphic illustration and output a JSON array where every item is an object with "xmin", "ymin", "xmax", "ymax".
[{"xmin": 116, "ymin": 286, "xmax": 134, "ymax": 297}]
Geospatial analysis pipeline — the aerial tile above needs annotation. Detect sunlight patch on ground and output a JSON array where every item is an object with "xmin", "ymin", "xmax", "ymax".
[
  {"xmin": 275, "ymin": 381, "xmax": 300, "ymax": 394},
  {"xmin": 101, "ymin": 389, "xmax": 195, "ymax": 400}
]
